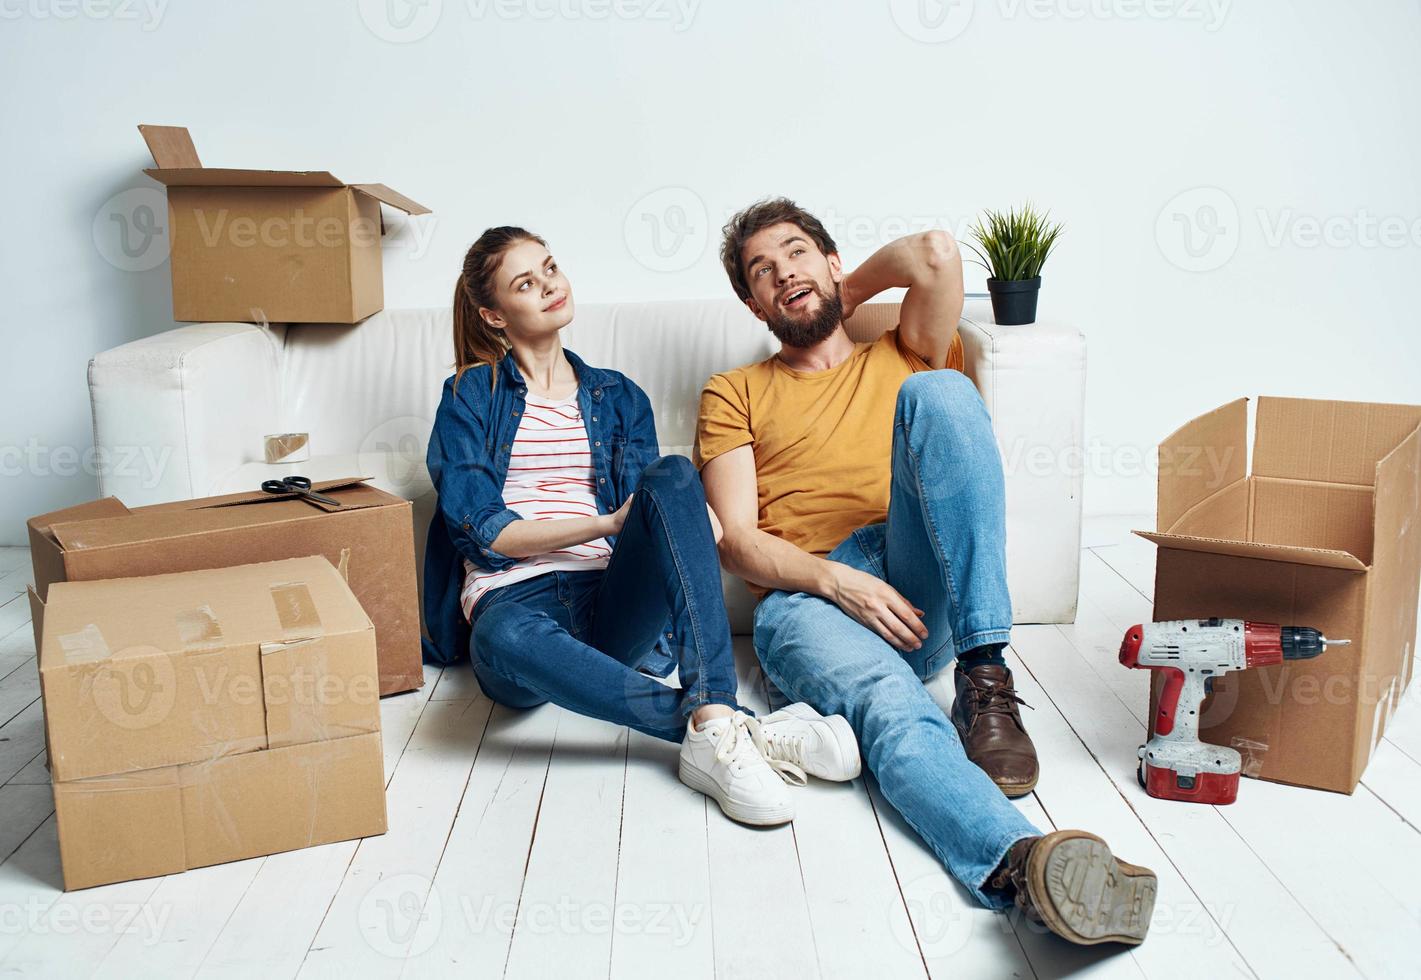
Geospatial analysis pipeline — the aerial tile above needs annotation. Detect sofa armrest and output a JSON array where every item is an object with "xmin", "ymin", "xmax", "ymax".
[
  {"xmin": 88, "ymin": 323, "xmax": 285, "ymax": 505},
  {"xmin": 959, "ymin": 301, "xmax": 1087, "ymax": 623}
]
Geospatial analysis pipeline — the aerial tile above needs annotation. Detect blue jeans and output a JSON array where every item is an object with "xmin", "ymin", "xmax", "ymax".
[
  {"xmin": 468, "ymin": 455, "xmax": 743, "ymax": 742},
  {"xmin": 753, "ymin": 371, "xmax": 1040, "ymax": 909}
]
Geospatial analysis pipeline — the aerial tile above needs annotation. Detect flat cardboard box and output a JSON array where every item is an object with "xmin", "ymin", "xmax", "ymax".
[
  {"xmin": 1136, "ymin": 396, "xmax": 1421, "ymax": 793},
  {"xmin": 38, "ymin": 556, "xmax": 387, "ymax": 890},
  {"xmin": 138, "ymin": 124, "xmax": 430, "ymax": 323},
  {"xmin": 27, "ymin": 477, "xmax": 422, "ymax": 696}
]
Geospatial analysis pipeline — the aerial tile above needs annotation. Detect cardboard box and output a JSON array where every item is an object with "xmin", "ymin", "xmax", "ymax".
[
  {"xmin": 1136, "ymin": 396, "xmax": 1421, "ymax": 793},
  {"xmin": 37, "ymin": 556, "xmax": 387, "ymax": 890},
  {"xmin": 138, "ymin": 124, "xmax": 430, "ymax": 324},
  {"xmin": 27, "ymin": 477, "xmax": 423, "ymax": 696}
]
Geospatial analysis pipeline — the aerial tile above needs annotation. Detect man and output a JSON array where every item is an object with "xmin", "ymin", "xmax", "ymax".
[{"xmin": 695, "ymin": 198, "xmax": 1157, "ymax": 945}]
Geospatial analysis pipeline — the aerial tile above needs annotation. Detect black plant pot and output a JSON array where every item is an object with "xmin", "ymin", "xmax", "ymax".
[{"xmin": 986, "ymin": 276, "xmax": 1041, "ymax": 325}]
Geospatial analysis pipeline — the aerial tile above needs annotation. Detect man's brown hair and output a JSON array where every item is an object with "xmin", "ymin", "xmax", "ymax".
[{"xmin": 719, "ymin": 198, "xmax": 838, "ymax": 302}]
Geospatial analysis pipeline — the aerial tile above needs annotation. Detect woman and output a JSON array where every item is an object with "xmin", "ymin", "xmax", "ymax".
[{"xmin": 422, "ymin": 227, "xmax": 860, "ymax": 826}]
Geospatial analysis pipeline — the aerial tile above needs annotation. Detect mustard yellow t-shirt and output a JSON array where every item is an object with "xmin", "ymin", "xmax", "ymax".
[{"xmin": 694, "ymin": 328, "xmax": 963, "ymax": 600}]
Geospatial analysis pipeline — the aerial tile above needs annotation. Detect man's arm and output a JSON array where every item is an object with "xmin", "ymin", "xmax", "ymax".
[
  {"xmin": 702, "ymin": 445, "xmax": 928, "ymax": 652},
  {"xmin": 841, "ymin": 230, "xmax": 964, "ymax": 370}
]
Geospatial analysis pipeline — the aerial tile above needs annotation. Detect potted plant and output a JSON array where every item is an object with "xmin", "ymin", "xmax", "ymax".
[{"xmin": 965, "ymin": 203, "xmax": 1063, "ymax": 325}]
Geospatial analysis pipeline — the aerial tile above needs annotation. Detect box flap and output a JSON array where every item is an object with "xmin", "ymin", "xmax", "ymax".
[
  {"xmin": 27, "ymin": 496, "xmax": 132, "ymax": 540},
  {"xmin": 138, "ymin": 124, "xmax": 202, "ymax": 169},
  {"xmin": 48, "ymin": 506, "xmax": 304, "ymax": 552},
  {"xmin": 1134, "ymin": 529, "xmax": 1368, "ymax": 571},
  {"xmin": 41, "ymin": 555, "xmax": 372, "ymax": 665},
  {"xmin": 27, "ymin": 586, "xmax": 44, "ymax": 666},
  {"xmin": 1254, "ymin": 396, "xmax": 1421, "ymax": 487},
  {"xmin": 1364, "ymin": 421, "xmax": 1421, "ymax": 696},
  {"xmin": 143, "ymin": 168, "xmax": 347, "ymax": 189},
  {"xmin": 196, "ymin": 476, "xmax": 376, "ymax": 513},
  {"xmin": 351, "ymin": 183, "xmax": 431, "ymax": 216},
  {"xmin": 1250, "ymin": 477, "xmax": 1375, "ymax": 562},
  {"xmin": 1157, "ymin": 398, "xmax": 1248, "ymax": 532}
]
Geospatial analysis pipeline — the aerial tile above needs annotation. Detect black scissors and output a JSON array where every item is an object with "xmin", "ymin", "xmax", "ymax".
[{"xmin": 260, "ymin": 475, "xmax": 341, "ymax": 506}]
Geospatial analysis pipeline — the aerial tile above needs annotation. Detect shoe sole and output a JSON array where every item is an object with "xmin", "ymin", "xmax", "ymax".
[
  {"xmin": 951, "ymin": 716, "xmax": 1039, "ymax": 798},
  {"xmin": 678, "ymin": 759, "xmax": 794, "ymax": 827},
  {"xmin": 1028, "ymin": 831, "xmax": 1157, "ymax": 946},
  {"xmin": 996, "ymin": 773, "xmax": 1039, "ymax": 798}
]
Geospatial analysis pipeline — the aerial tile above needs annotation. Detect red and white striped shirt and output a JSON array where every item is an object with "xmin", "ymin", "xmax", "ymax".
[{"xmin": 461, "ymin": 390, "xmax": 612, "ymax": 621}]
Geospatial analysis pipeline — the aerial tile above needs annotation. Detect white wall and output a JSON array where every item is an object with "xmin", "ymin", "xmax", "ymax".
[{"xmin": 3, "ymin": 0, "xmax": 1419, "ymax": 542}]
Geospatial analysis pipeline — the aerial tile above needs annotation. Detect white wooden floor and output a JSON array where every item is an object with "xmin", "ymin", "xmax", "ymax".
[{"xmin": 0, "ymin": 517, "xmax": 1418, "ymax": 978}]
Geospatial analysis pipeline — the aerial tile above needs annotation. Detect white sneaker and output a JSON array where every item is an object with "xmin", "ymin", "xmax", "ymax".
[
  {"xmin": 678, "ymin": 711, "xmax": 796, "ymax": 826},
  {"xmin": 759, "ymin": 702, "xmax": 863, "ymax": 782}
]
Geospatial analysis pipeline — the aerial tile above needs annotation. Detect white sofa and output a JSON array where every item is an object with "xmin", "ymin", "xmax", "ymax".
[{"xmin": 88, "ymin": 298, "xmax": 1086, "ymax": 633}]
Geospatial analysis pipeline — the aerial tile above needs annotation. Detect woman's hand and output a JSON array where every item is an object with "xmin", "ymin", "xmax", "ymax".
[{"xmin": 604, "ymin": 494, "xmax": 635, "ymax": 535}]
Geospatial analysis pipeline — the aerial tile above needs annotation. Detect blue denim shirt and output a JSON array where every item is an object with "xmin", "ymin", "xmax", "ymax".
[{"xmin": 422, "ymin": 347, "xmax": 671, "ymax": 671}]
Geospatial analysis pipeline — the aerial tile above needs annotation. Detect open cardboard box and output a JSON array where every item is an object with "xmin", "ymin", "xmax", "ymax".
[
  {"xmin": 1136, "ymin": 396, "xmax": 1421, "ymax": 793},
  {"xmin": 36, "ymin": 556, "xmax": 386, "ymax": 890},
  {"xmin": 139, "ymin": 124, "xmax": 430, "ymax": 323},
  {"xmin": 27, "ymin": 477, "xmax": 423, "ymax": 697}
]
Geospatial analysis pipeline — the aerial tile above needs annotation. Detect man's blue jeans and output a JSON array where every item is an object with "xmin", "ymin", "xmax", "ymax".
[
  {"xmin": 753, "ymin": 371, "xmax": 1040, "ymax": 909},
  {"xmin": 468, "ymin": 455, "xmax": 744, "ymax": 742}
]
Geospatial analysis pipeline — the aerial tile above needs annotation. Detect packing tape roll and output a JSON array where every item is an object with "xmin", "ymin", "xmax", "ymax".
[{"xmin": 264, "ymin": 433, "xmax": 311, "ymax": 465}]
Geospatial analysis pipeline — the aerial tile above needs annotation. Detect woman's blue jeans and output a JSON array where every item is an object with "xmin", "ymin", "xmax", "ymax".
[
  {"xmin": 753, "ymin": 371, "xmax": 1041, "ymax": 908},
  {"xmin": 468, "ymin": 455, "xmax": 743, "ymax": 742}
]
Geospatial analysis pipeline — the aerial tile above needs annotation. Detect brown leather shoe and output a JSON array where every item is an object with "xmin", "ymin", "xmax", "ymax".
[
  {"xmin": 988, "ymin": 830, "xmax": 1157, "ymax": 946},
  {"xmin": 951, "ymin": 663, "xmax": 1039, "ymax": 796}
]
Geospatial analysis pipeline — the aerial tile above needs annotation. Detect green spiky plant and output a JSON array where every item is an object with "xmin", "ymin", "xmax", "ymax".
[{"xmin": 965, "ymin": 204, "xmax": 1063, "ymax": 281}]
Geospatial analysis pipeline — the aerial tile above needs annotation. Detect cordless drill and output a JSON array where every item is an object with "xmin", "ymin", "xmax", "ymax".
[{"xmin": 1118, "ymin": 619, "xmax": 1349, "ymax": 804}]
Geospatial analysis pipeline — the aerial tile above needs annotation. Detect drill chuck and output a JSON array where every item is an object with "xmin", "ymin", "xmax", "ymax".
[{"xmin": 1280, "ymin": 626, "xmax": 1351, "ymax": 660}]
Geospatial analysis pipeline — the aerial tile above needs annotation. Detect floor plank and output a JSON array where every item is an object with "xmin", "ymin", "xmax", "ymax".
[
  {"xmin": 607, "ymin": 729, "xmax": 715, "ymax": 980},
  {"xmin": 7, "ymin": 749, "xmax": 48, "ymax": 786},
  {"xmin": 0, "ymin": 594, "xmax": 31, "ymax": 642},
  {"xmin": 298, "ymin": 697, "xmax": 494, "ymax": 979},
  {"xmin": 401, "ymin": 702, "xmax": 562, "ymax": 976},
  {"xmin": 702, "ymin": 640, "xmax": 820, "ymax": 979},
  {"xmin": 92, "ymin": 858, "xmax": 265, "ymax": 978},
  {"xmin": 0, "ymin": 621, "xmax": 38, "ymax": 681},
  {"xmin": 503, "ymin": 710, "xmax": 628, "ymax": 980},
  {"xmin": 0, "ymin": 700, "xmax": 48, "ymax": 786},
  {"xmin": 0, "ymin": 816, "xmax": 166, "ymax": 976},
  {"xmin": 0, "ymin": 784, "xmax": 54, "ymax": 865},
  {"xmin": 737, "ymin": 641, "xmax": 926, "ymax": 980}
]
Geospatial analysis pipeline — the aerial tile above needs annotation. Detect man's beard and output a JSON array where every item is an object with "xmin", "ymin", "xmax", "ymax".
[{"xmin": 765, "ymin": 282, "xmax": 844, "ymax": 349}]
